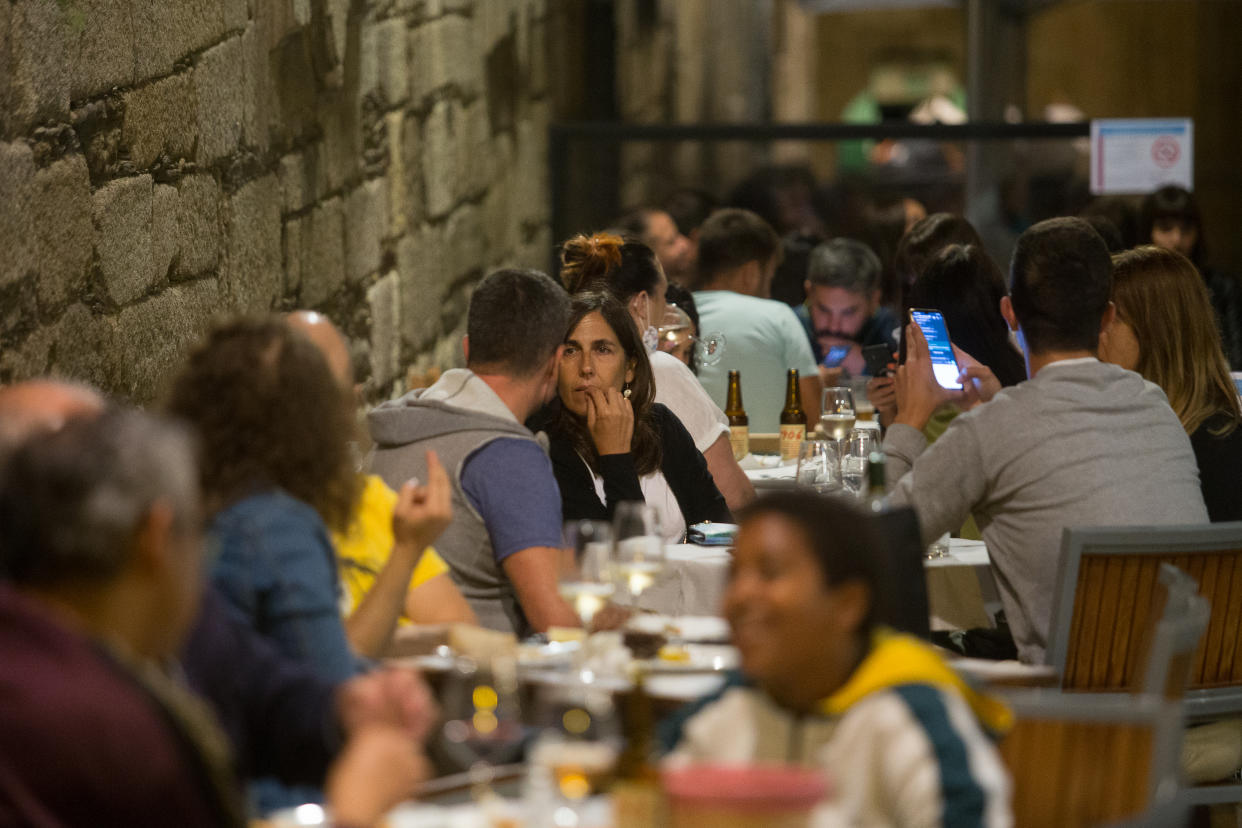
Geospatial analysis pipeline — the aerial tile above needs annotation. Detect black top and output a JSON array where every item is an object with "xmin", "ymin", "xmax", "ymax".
[
  {"xmin": 1190, "ymin": 411, "xmax": 1242, "ymax": 522},
  {"xmin": 532, "ymin": 402, "xmax": 732, "ymax": 529},
  {"xmin": 1203, "ymin": 267, "xmax": 1242, "ymax": 371}
]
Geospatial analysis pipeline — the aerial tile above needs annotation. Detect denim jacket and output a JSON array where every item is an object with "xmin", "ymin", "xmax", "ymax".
[{"xmin": 209, "ymin": 490, "xmax": 363, "ymax": 684}]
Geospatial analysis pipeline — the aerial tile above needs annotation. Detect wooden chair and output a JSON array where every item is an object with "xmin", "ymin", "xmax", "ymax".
[
  {"xmin": 999, "ymin": 691, "xmax": 1182, "ymax": 828},
  {"xmin": 1045, "ymin": 524, "xmax": 1242, "ymax": 807},
  {"xmin": 1047, "ymin": 522, "xmax": 1242, "ymax": 715},
  {"xmin": 999, "ymin": 562, "xmax": 1208, "ymax": 826}
]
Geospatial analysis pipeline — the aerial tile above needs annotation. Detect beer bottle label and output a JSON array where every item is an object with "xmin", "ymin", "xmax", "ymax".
[
  {"xmin": 729, "ymin": 425, "xmax": 749, "ymax": 460},
  {"xmin": 779, "ymin": 424, "xmax": 805, "ymax": 461}
]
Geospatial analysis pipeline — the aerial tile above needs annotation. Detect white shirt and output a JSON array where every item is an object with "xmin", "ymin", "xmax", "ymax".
[{"xmin": 649, "ymin": 351, "xmax": 729, "ymax": 453}]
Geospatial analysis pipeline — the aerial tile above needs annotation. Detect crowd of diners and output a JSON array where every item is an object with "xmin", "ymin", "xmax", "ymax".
[{"xmin": 1, "ymin": 180, "xmax": 1238, "ymax": 826}]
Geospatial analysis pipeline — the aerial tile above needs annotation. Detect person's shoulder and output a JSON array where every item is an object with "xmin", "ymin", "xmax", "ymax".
[{"xmin": 215, "ymin": 490, "xmax": 323, "ymax": 529}]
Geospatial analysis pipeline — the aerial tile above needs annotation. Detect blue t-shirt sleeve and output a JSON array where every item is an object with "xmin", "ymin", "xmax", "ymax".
[{"xmin": 459, "ymin": 438, "xmax": 564, "ymax": 563}]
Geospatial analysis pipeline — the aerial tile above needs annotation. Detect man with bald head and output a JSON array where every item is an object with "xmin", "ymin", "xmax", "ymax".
[
  {"xmin": 286, "ymin": 311, "xmax": 474, "ymax": 657},
  {"xmin": 0, "ymin": 379, "xmax": 103, "ymax": 461}
]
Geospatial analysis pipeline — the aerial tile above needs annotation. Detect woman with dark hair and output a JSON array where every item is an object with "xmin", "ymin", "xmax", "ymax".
[
  {"xmin": 560, "ymin": 232, "xmax": 754, "ymax": 511},
  {"xmin": 1139, "ymin": 185, "xmax": 1242, "ymax": 369},
  {"xmin": 532, "ymin": 292, "xmax": 730, "ymax": 542},
  {"xmin": 1100, "ymin": 246, "xmax": 1242, "ymax": 521},
  {"xmin": 663, "ymin": 492, "xmax": 1011, "ymax": 825},
  {"xmin": 873, "ymin": 244, "xmax": 1025, "ymax": 433},
  {"xmin": 893, "ymin": 212, "xmax": 986, "ymax": 310}
]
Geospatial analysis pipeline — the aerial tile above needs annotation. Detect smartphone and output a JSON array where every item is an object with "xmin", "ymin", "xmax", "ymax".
[
  {"xmin": 821, "ymin": 345, "xmax": 851, "ymax": 369},
  {"xmin": 909, "ymin": 309, "xmax": 963, "ymax": 390},
  {"xmin": 862, "ymin": 343, "xmax": 894, "ymax": 377}
]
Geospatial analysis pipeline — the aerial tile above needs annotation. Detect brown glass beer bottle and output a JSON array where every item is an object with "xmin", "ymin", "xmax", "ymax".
[{"xmin": 779, "ymin": 368, "xmax": 806, "ymax": 461}]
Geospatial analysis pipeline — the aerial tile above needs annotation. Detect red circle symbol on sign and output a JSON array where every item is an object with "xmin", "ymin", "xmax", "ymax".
[{"xmin": 1152, "ymin": 137, "xmax": 1181, "ymax": 169}]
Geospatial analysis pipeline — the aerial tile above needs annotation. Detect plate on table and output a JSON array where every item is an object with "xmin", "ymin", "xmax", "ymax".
[
  {"xmin": 626, "ymin": 614, "xmax": 731, "ymax": 643},
  {"xmin": 642, "ymin": 644, "xmax": 738, "ymax": 673}
]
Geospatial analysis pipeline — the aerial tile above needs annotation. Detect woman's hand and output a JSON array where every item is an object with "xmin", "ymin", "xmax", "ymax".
[
  {"xmin": 391, "ymin": 450, "xmax": 453, "ymax": 555},
  {"xmin": 585, "ymin": 386, "xmax": 634, "ymax": 456},
  {"xmin": 954, "ymin": 344, "xmax": 1003, "ymax": 409}
]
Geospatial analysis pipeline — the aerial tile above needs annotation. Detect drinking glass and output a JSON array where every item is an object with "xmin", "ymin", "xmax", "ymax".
[
  {"xmin": 796, "ymin": 438, "xmax": 841, "ymax": 495},
  {"xmin": 438, "ymin": 655, "xmax": 525, "ymax": 782},
  {"xmin": 694, "ymin": 331, "xmax": 727, "ymax": 367},
  {"xmin": 558, "ymin": 520, "xmax": 615, "ymax": 626},
  {"xmin": 819, "ymin": 386, "xmax": 857, "ymax": 442},
  {"xmin": 612, "ymin": 502, "xmax": 666, "ymax": 603},
  {"xmin": 840, "ymin": 429, "xmax": 877, "ymax": 499}
]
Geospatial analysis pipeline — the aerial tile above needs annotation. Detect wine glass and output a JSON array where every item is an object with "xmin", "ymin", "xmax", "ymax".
[
  {"xmin": 612, "ymin": 502, "xmax": 666, "ymax": 605},
  {"xmin": 558, "ymin": 520, "xmax": 615, "ymax": 626},
  {"xmin": 796, "ymin": 438, "xmax": 841, "ymax": 495},
  {"xmin": 840, "ymin": 429, "xmax": 877, "ymax": 499},
  {"xmin": 437, "ymin": 655, "xmax": 526, "ymax": 786},
  {"xmin": 528, "ymin": 681, "xmax": 621, "ymax": 806},
  {"xmin": 694, "ymin": 331, "xmax": 727, "ymax": 367},
  {"xmin": 819, "ymin": 386, "xmax": 857, "ymax": 443}
]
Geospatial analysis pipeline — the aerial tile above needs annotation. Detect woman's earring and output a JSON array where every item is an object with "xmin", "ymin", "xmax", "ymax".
[{"xmin": 622, "ymin": 383, "xmax": 633, "ymax": 399}]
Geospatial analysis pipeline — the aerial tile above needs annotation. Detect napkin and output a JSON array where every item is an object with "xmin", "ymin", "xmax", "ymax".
[{"xmin": 687, "ymin": 522, "xmax": 738, "ymax": 546}]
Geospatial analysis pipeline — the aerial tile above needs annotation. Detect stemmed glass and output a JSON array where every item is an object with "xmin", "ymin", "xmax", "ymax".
[
  {"xmin": 840, "ymin": 429, "xmax": 877, "ymax": 499},
  {"xmin": 437, "ymin": 655, "xmax": 525, "ymax": 791},
  {"xmin": 819, "ymin": 386, "xmax": 857, "ymax": 443},
  {"xmin": 796, "ymin": 438, "xmax": 842, "ymax": 495},
  {"xmin": 558, "ymin": 520, "xmax": 615, "ymax": 627},
  {"xmin": 528, "ymin": 681, "xmax": 621, "ymax": 819},
  {"xmin": 612, "ymin": 502, "xmax": 666, "ymax": 607}
]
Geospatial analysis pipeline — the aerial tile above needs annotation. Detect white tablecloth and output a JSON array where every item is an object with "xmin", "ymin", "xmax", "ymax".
[
  {"xmin": 627, "ymin": 539, "xmax": 999, "ymax": 633},
  {"xmin": 619, "ymin": 544, "xmax": 732, "ymax": 617}
]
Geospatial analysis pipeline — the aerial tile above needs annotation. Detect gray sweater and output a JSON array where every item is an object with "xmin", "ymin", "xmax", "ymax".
[{"xmin": 883, "ymin": 358, "xmax": 1208, "ymax": 664}]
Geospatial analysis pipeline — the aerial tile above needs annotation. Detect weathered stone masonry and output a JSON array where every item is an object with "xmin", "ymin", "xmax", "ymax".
[{"xmin": 0, "ymin": 0, "xmax": 555, "ymax": 402}]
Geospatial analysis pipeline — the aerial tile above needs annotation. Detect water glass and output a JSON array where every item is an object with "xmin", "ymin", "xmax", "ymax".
[
  {"xmin": 819, "ymin": 386, "xmax": 857, "ymax": 442},
  {"xmin": 840, "ymin": 429, "xmax": 877, "ymax": 499},
  {"xmin": 796, "ymin": 438, "xmax": 841, "ymax": 495}
]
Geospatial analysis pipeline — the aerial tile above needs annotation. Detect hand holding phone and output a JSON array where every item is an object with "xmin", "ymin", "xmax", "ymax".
[
  {"xmin": 862, "ymin": 343, "xmax": 895, "ymax": 377},
  {"xmin": 909, "ymin": 309, "xmax": 963, "ymax": 390}
]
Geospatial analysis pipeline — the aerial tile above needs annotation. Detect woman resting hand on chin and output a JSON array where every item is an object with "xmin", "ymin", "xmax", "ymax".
[{"xmin": 530, "ymin": 292, "xmax": 731, "ymax": 544}]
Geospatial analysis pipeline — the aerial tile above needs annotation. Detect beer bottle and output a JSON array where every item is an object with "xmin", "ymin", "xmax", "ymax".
[
  {"xmin": 612, "ymin": 674, "xmax": 665, "ymax": 827},
  {"xmin": 779, "ymin": 368, "xmax": 806, "ymax": 462},
  {"xmin": 724, "ymin": 370, "xmax": 749, "ymax": 460}
]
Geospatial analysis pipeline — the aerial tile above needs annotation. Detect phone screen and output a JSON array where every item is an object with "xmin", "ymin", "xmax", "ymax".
[
  {"xmin": 822, "ymin": 345, "xmax": 850, "ymax": 368},
  {"xmin": 909, "ymin": 309, "xmax": 962, "ymax": 390}
]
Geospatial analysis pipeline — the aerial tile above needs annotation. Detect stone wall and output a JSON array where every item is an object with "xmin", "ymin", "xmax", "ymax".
[{"xmin": 0, "ymin": 0, "xmax": 556, "ymax": 403}]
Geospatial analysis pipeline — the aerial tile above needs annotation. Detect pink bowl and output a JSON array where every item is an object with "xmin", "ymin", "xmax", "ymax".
[{"xmin": 662, "ymin": 764, "xmax": 829, "ymax": 813}]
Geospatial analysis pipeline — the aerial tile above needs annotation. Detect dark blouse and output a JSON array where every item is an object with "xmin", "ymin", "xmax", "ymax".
[
  {"xmin": 1190, "ymin": 412, "xmax": 1242, "ymax": 522},
  {"xmin": 532, "ymin": 402, "xmax": 732, "ymax": 529}
]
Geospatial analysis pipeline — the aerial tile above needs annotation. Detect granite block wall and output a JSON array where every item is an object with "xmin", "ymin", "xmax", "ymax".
[{"xmin": 0, "ymin": 0, "xmax": 555, "ymax": 402}]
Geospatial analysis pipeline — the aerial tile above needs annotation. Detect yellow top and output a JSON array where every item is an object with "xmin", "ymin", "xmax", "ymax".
[
  {"xmin": 333, "ymin": 475, "xmax": 449, "ymax": 622},
  {"xmin": 819, "ymin": 628, "xmax": 1013, "ymax": 734}
]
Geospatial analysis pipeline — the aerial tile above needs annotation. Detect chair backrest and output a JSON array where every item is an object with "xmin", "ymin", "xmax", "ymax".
[
  {"xmin": 869, "ymin": 507, "xmax": 931, "ymax": 639},
  {"xmin": 999, "ymin": 691, "xmax": 1182, "ymax": 828},
  {"xmin": 1142, "ymin": 565, "xmax": 1211, "ymax": 700},
  {"xmin": 1046, "ymin": 522, "xmax": 1242, "ymax": 711}
]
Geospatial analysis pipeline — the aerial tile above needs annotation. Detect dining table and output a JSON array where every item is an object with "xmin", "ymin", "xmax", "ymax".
[{"xmin": 638, "ymin": 537, "xmax": 1001, "ymax": 634}]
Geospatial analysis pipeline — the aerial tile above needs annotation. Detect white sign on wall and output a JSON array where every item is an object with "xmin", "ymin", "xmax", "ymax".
[{"xmin": 1090, "ymin": 118, "xmax": 1194, "ymax": 195}]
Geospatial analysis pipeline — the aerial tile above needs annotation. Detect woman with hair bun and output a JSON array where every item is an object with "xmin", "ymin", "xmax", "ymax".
[{"xmin": 558, "ymin": 232, "xmax": 755, "ymax": 511}]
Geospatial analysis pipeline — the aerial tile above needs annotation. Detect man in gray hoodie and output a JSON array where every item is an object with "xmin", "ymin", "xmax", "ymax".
[
  {"xmin": 368, "ymin": 268, "xmax": 581, "ymax": 636},
  {"xmin": 883, "ymin": 217, "xmax": 1207, "ymax": 664}
]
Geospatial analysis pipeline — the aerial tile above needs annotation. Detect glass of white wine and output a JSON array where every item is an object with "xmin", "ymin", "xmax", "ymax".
[
  {"xmin": 612, "ymin": 502, "xmax": 665, "ymax": 606},
  {"xmin": 820, "ymin": 386, "xmax": 857, "ymax": 442},
  {"xmin": 558, "ymin": 520, "xmax": 615, "ymax": 626}
]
